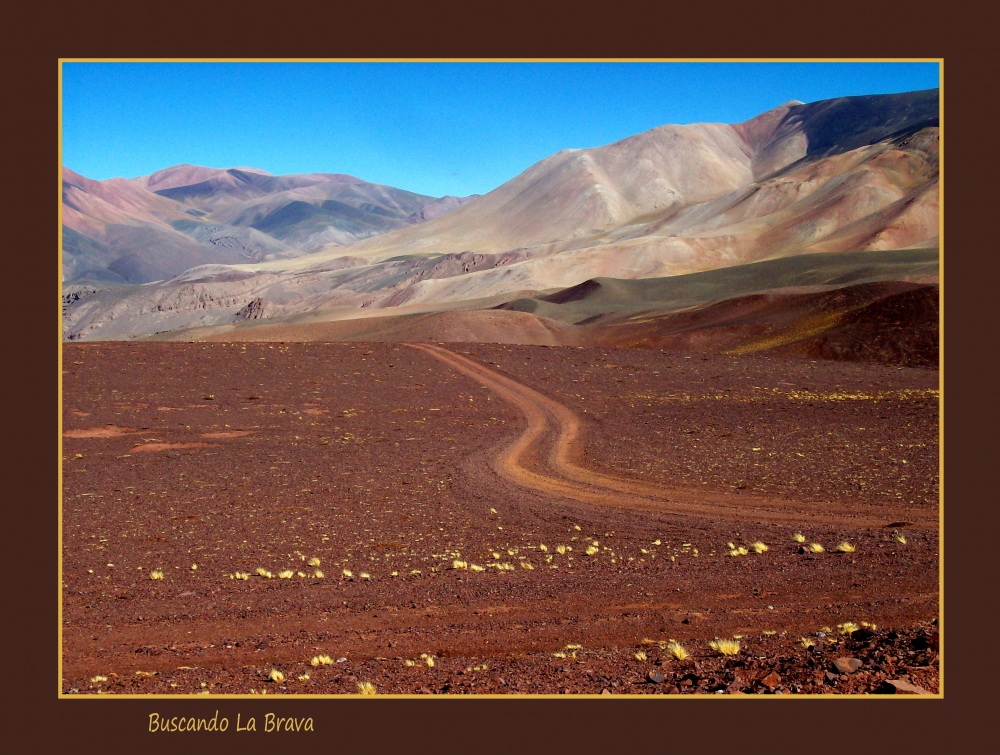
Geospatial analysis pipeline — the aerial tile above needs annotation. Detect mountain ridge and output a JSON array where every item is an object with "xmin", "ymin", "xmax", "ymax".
[{"xmin": 63, "ymin": 88, "xmax": 940, "ymax": 345}]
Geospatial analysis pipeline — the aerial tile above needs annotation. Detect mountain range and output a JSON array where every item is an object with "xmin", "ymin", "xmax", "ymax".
[
  {"xmin": 62, "ymin": 88, "xmax": 939, "ymax": 365},
  {"xmin": 63, "ymin": 164, "xmax": 478, "ymax": 284}
]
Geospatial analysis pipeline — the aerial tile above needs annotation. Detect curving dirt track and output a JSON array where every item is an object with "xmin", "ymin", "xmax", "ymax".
[
  {"xmin": 409, "ymin": 343, "xmax": 934, "ymax": 529},
  {"xmin": 61, "ymin": 341, "xmax": 939, "ymax": 695}
]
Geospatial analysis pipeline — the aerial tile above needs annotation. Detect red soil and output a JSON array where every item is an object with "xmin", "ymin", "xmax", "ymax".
[{"xmin": 61, "ymin": 341, "xmax": 938, "ymax": 695}]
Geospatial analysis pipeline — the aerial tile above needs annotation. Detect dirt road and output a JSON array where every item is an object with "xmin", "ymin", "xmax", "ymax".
[{"xmin": 410, "ymin": 343, "xmax": 934, "ymax": 528}]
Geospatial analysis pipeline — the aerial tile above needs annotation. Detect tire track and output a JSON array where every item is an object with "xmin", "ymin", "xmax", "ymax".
[{"xmin": 409, "ymin": 343, "xmax": 934, "ymax": 528}]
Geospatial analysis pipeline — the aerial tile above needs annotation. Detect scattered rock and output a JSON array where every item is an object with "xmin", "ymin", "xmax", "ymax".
[
  {"xmin": 646, "ymin": 670, "xmax": 664, "ymax": 684},
  {"xmin": 825, "ymin": 671, "xmax": 839, "ymax": 683},
  {"xmin": 832, "ymin": 657, "xmax": 863, "ymax": 675},
  {"xmin": 760, "ymin": 671, "xmax": 781, "ymax": 689},
  {"xmin": 877, "ymin": 679, "xmax": 932, "ymax": 695}
]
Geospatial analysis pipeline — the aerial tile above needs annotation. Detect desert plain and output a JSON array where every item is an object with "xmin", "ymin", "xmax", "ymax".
[{"xmin": 61, "ymin": 339, "xmax": 938, "ymax": 695}]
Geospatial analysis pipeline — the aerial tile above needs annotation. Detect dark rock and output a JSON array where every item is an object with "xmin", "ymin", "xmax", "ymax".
[
  {"xmin": 832, "ymin": 657, "xmax": 863, "ymax": 675},
  {"xmin": 646, "ymin": 670, "xmax": 664, "ymax": 684},
  {"xmin": 825, "ymin": 671, "xmax": 839, "ymax": 683},
  {"xmin": 236, "ymin": 297, "xmax": 266, "ymax": 320},
  {"xmin": 877, "ymin": 679, "xmax": 932, "ymax": 695},
  {"xmin": 851, "ymin": 628, "xmax": 876, "ymax": 642}
]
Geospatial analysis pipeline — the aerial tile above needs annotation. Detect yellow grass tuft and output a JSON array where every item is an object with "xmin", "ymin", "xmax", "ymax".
[
  {"xmin": 311, "ymin": 655, "xmax": 334, "ymax": 667},
  {"xmin": 297, "ymin": 571, "xmax": 306, "ymax": 578},
  {"xmin": 573, "ymin": 525, "xmax": 581, "ymax": 531},
  {"xmin": 585, "ymin": 545, "xmax": 599, "ymax": 556},
  {"xmin": 308, "ymin": 557, "xmax": 321, "ymax": 567},
  {"xmin": 838, "ymin": 622, "xmax": 860, "ymax": 635},
  {"xmin": 269, "ymin": 669, "xmax": 284, "ymax": 683},
  {"xmin": 556, "ymin": 545, "xmax": 566, "ymax": 554},
  {"xmin": 452, "ymin": 560, "xmax": 468, "ymax": 570},
  {"xmin": 405, "ymin": 660, "xmax": 415, "ymax": 666},
  {"xmin": 653, "ymin": 539, "xmax": 662, "ymax": 546},
  {"xmin": 762, "ymin": 629, "xmax": 776, "ymax": 635},
  {"xmin": 539, "ymin": 544, "xmax": 548, "ymax": 552},
  {"xmin": 314, "ymin": 570, "xmax": 325, "ymax": 579},
  {"xmin": 469, "ymin": 564, "xmax": 485, "ymax": 572},
  {"xmin": 835, "ymin": 541, "xmax": 856, "ymax": 553},
  {"xmin": 895, "ymin": 535, "xmax": 907, "ymax": 544},
  {"xmin": 278, "ymin": 570, "xmax": 294, "ymax": 579},
  {"xmin": 565, "ymin": 644, "xmax": 582, "ymax": 650},
  {"xmin": 666, "ymin": 642, "xmax": 688, "ymax": 661},
  {"xmin": 356, "ymin": 681, "xmax": 377, "ymax": 695},
  {"xmin": 90, "ymin": 675, "xmax": 108, "ymax": 683},
  {"xmin": 520, "ymin": 561, "xmax": 534, "ymax": 570},
  {"xmin": 793, "ymin": 533, "xmax": 806, "ymax": 543},
  {"xmin": 191, "ymin": 564, "xmax": 198, "ymax": 570},
  {"xmin": 149, "ymin": 569, "xmax": 164, "ymax": 580},
  {"xmin": 342, "ymin": 569, "xmax": 353, "ymax": 579},
  {"xmin": 750, "ymin": 541, "xmax": 768, "ymax": 553},
  {"xmin": 425, "ymin": 656, "xmax": 435, "ymax": 667},
  {"xmin": 709, "ymin": 638, "xmax": 741, "ymax": 656},
  {"xmin": 634, "ymin": 651, "xmax": 647, "ymax": 661},
  {"xmin": 297, "ymin": 674, "xmax": 310, "ymax": 681},
  {"xmin": 641, "ymin": 637, "xmax": 656, "ymax": 646},
  {"xmin": 861, "ymin": 621, "xmax": 878, "ymax": 630},
  {"xmin": 360, "ymin": 572, "xmax": 371, "ymax": 580},
  {"xmin": 799, "ymin": 637, "xmax": 816, "ymax": 649},
  {"xmin": 552, "ymin": 652, "xmax": 566, "ymax": 658},
  {"xmin": 234, "ymin": 571, "xmax": 250, "ymax": 580},
  {"xmin": 808, "ymin": 543, "xmax": 825, "ymax": 553}
]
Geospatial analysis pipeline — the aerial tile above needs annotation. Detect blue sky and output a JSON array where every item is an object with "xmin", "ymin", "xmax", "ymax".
[{"xmin": 62, "ymin": 62, "xmax": 940, "ymax": 198}]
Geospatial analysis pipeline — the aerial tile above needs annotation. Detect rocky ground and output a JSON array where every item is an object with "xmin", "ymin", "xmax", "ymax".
[{"xmin": 61, "ymin": 342, "xmax": 939, "ymax": 695}]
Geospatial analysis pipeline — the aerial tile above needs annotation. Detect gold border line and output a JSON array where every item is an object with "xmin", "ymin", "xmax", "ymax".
[
  {"xmin": 58, "ymin": 57, "xmax": 943, "ymax": 63},
  {"xmin": 57, "ymin": 58, "xmax": 944, "ymax": 700},
  {"xmin": 58, "ymin": 59, "xmax": 65, "ymax": 699},
  {"xmin": 937, "ymin": 58, "xmax": 944, "ymax": 698}
]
